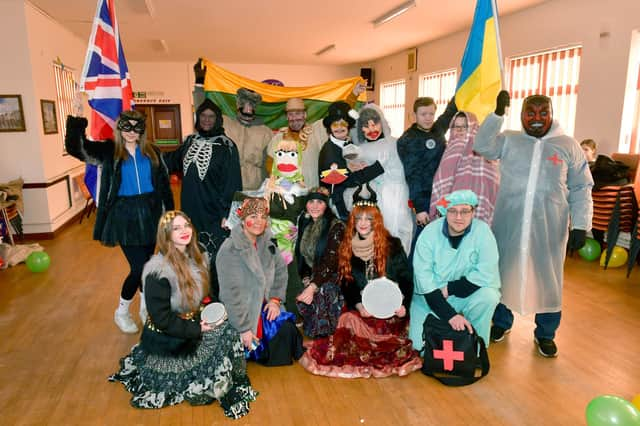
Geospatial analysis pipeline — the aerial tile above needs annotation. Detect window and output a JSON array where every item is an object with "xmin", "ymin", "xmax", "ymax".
[
  {"xmin": 506, "ymin": 45, "xmax": 582, "ymax": 135},
  {"xmin": 379, "ymin": 79, "xmax": 406, "ymax": 137},
  {"xmin": 53, "ymin": 63, "xmax": 79, "ymax": 152},
  {"xmin": 419, "ymin": 68, "xmax": 457, "ymax": 110}
]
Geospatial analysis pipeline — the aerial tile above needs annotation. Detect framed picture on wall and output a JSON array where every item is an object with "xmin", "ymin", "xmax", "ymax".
[
  {"xmin": 40, "ymin": 99, "xmax": 58, "ymax": 134},
  {"xmin": 0, "ymin": 94, "xmax": 26, "ymax": 132}
]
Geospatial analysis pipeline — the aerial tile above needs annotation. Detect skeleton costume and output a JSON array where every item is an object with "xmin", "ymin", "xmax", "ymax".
[{"xmin": 164, "ymin": 100, "xmax": 242, "ymax": 299}]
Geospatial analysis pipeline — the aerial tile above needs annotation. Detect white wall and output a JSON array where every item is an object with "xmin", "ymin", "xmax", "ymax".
[
  {"xmin": 0, "ymin": 0, "xmax": 40, "ymax": 183},
  {"xmin": 371, "ymin": 0, "xmax": 640, "ymax": 156},
  {"xmin": 0, "ymin": 1, "xmax": 87, "ymax": 234}
]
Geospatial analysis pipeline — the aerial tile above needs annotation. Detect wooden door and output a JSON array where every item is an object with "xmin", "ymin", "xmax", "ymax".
[{"xmin": 134, "ymin": 104, "xmax": 182, "ymax": 151}]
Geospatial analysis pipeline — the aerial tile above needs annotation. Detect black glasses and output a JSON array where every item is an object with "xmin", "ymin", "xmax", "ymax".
[{"xmin": 117, "ymin": 119, "xmax": 146, "ymax": 134}]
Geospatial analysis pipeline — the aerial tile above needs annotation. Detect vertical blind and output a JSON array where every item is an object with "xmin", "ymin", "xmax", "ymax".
[
  {"xmin": 380, "ymin": 79, "xmax": 406, "ymax": 137},
  {"xmin": 506, "ymin": 45, "xmax": 582, "ymax": 136},
  {"xmin": 53, "ymin": 63, "xmax": 78, "ymax": 152},
  {"xmin": 419, "ymin": 69, "xmax": 457, "ymax": 110}
]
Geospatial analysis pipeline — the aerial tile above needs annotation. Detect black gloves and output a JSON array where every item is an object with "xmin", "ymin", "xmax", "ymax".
[
  {"xmin": 193, "ymin": 58, "xmax": 205, "ymax": 85},
  {"xmin": 495, "ymin": 90, "xmax": 510, "ymax": 116},
  {"xmin": 66, "ymin": 115, "xmax": 88, "ymax": 131},
  {"xmin": 568, "ymin": 229, "xmax": 586, "ymax": 253}
]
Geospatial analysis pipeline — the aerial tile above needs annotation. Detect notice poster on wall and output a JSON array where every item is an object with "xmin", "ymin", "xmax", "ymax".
[{"xmin": 158, "ymin": 119, "xmax": 172, "ymax": 129}]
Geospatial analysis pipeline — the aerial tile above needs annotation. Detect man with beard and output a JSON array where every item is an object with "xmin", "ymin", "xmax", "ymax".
[
  {"xmin": 474, "ymin": 91, "xmax": 593, "ymax": 357},
  {"xmin": 164, "ymin": 99, "xmax": 242, "ymax": 300},
  {"xmin": 223, "ymin": 88, "xmax": 274, "ymax": 190}
]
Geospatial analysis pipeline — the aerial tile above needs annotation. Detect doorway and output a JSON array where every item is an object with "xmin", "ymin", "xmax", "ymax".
[{"xmin": 135, "ymin": 104, "xmax": 182, "ymax": 151}]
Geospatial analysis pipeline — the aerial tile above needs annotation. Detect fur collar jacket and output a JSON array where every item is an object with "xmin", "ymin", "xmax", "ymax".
[{"xmin": 217, "ymin": 225, "xmax": 288, "ymax": 334}]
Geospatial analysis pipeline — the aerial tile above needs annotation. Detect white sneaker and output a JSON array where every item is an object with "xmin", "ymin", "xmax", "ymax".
[
  {"xmin": 139, "ymin": 307, "xmax": 148, "ymax": 326},
  {"xmin": 114, "ymin": 310, "xmax": 139, "ymax": 334}
]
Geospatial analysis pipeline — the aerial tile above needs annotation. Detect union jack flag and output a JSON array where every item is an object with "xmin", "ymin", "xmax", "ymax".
[{"xmin": 80, "ymin": 0, "xmax": 134, "ymax": 198}]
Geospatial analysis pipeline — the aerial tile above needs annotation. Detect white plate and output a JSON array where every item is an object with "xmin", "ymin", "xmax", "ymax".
[
  {"xmin": 361, "ymin": 277, "xmax": 403, "ymax": 319},
  {"xmin": 201, "ymin": 302, "xmax": 227, "ymax": 327}
]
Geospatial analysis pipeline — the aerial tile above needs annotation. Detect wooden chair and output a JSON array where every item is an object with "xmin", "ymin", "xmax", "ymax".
[{"xmin": 73, "ymin": 174, "xmax": 95, "ymax": 224}]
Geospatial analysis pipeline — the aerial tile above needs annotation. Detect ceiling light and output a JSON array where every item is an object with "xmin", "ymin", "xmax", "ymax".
[
  {"xmin": 315, "ymin": 44, "xmax": 336, "ymax": 56},
  {"xmin": 371, "ymin": 0, "xmax": 416, "ymax": 27}
]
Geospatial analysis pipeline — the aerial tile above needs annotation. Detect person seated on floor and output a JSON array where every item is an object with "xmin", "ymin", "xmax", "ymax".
[
  {"xmin": 409, "ymin": 190, "xmax": 501, "ymax": 352},
  {"xmin": 294, "ymin": 186, "xmax": 346, "ymax": 338},
  {"xmin": 299, "ymin": 184, "xmax": 422, "ymax": 378},
  {"xmin": 108, "ymin": 210, "xmax": 257, "ymax": 420},
  {"xmin": 217, "ymin": 197, "xmax": 305, "ymax": 366}
]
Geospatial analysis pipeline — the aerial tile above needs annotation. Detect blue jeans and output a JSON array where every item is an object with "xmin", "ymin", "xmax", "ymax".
[{"xmin": 492, "ymin": 303, "xmax": 562, "ymax": 340}]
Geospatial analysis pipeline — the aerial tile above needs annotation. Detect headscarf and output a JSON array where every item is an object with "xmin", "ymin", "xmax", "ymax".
[
  {"xmin": 429, "ymin": 111, "xmax": 500, "ymax": 225},
  {"xmin": 238, "ymin": 197, "xmax": 269, "ymax": 219}
]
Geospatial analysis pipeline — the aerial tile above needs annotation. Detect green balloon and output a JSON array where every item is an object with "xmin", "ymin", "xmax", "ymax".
[
  {"xmin": 579, "ymin": 238, "xmax": 601, "ymax": 262},
  {"xmin": 25, "ymin": 251, "xmax": 50, "ymax": 273},
  {"xmin": 586, "ymin": 395, "xmax": 640, "ymax": 426}
]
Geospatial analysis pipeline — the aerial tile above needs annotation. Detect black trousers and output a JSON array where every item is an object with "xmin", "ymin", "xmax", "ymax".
[{"xmin": 120, "ymin": 244, "xmax": 156, "ymax": 300}]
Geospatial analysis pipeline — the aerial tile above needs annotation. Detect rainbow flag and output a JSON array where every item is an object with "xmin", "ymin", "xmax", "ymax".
[
  {"xmin": 455, "ymin": 0, "xmax": 503, "ymax": 123},
  {"xmin": 201, "ymin": 58, "xmax": 366, "ymax": 130}
]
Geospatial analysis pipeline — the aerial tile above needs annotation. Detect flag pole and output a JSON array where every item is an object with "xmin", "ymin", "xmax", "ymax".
[{"xmin": 491, "ymin": 0, "xmax": 505, "ymax": 89}]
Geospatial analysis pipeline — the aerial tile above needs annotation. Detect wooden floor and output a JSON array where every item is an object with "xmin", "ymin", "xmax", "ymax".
[{"xmin": 1, "ymin": 217, "xmax": 639, "ymax": 426}]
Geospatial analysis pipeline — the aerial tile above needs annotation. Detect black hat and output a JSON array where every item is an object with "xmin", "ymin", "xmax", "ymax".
[
  {"xmin": 323, "ymin": 101, "xmax": 356, "ymax": 131},
  {"xmin": 352, "ymin": 183, "xmax": 378, "ymax": 208},
  {"xmin": 306, "ymin": 186, "xmax": 330, "ymax": 204}
]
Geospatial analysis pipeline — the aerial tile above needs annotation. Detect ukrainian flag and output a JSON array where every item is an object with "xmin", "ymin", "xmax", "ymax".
[
  {"xmin": 455, "ymin": 0, "xmax": 503, "ymax": 123},
  {"xmin": 201, "ymin": 58, "xmax": 366, "ymax": 130}
]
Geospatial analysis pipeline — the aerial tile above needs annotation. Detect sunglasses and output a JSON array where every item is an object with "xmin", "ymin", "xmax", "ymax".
[{"xmin": 117, "ymin": 119, "xmax": 146, "ymax": 134}]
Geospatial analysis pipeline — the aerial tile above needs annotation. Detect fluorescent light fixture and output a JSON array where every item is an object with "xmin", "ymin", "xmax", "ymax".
[
  {"xmin": 315, "ymin": 44, "xmax": 336, "ymax": 56},
  {"xmin": 371, "ymin": 0, "xmax": 416, "ymax": 27}
]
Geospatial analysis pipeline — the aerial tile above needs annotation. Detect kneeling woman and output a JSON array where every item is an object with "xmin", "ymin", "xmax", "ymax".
[
  {"xmin": 217, "ymin": 197, "xmax": 304, "ymax": 366},
  {"xmin": 109, "ymin": 211, "xmax": 257, "ymax": 420},
  {"xmin": 300, "ymin": 185, "xmax": 422, "ymax": 378}
]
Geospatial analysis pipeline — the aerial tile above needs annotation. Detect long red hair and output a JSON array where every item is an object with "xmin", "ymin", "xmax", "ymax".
[{"xmin": 338, "ymin": 205, "xmax": 390, "ymax": 283}]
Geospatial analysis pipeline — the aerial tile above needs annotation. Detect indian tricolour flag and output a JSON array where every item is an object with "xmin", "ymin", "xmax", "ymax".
[{"xmin": 201, "ymin": 58, "xmax": 367, "ymax": 130}]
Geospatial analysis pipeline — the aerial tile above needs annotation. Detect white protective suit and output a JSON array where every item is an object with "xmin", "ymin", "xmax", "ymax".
[{"xmin": 474, "ymin": 113, "xmax": 593, "ymax": 314}]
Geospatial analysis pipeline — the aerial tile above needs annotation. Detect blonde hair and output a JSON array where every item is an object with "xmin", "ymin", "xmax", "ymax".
[
  {"xmin": 113, "ymin": 110, "xmax": 159, "ymax": 166},
  {"xmin": 156, "ymin": 211, "xmax": 209, "ymax": 310}
]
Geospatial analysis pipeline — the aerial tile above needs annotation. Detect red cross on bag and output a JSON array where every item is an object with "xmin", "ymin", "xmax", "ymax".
[{"xmin": 433, "ymin": 339, "xmax": 465, "ymax": 371}]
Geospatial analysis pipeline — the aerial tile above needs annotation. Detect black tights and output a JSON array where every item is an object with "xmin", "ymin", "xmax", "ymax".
[{"xmin": 120, "ymin": 244, "xmax": 156, "ymax": 300}]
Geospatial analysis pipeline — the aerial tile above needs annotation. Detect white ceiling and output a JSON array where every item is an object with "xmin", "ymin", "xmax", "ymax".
[{"xmin": 29, "ymin": 0, "xmax": 548, "ymax": 65}]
